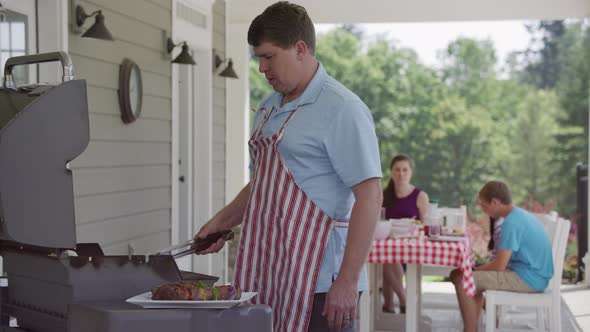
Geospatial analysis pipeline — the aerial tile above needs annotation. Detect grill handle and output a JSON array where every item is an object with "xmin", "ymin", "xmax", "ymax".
[{"xmin": 3, "ymin": 51, "xmax": 75, "ymax": 89}]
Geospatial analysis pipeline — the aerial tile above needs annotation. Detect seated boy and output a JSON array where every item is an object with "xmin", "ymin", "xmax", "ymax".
[{"xmin": 450, "ymin": 180, "xmax": 553, "ymax": 332}]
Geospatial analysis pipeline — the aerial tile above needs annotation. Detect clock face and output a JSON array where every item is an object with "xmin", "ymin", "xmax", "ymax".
[
  {"xmin": 119, "ymin": 58, "xmax": 143, "ymax": 124},
  {"xmin": 129, "ymin": 66, "xmax": 141, "ymax": 118}
]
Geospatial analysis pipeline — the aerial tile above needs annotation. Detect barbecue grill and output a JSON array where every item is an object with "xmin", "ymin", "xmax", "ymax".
[{"xmin": 0, "ymin": 52, "xmax": 271, "ymax": 332}]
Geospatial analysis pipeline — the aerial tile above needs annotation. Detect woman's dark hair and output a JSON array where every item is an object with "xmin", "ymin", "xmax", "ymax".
[
  {"xmin": 488, "ymin": 217, "xmax": 496, "ymax": 251},
  {"xmin": 382, "ymin": 154, "xmax": 414, "ymax": 208},
  {"xmin": 247, "ymin": 1, "xmax": 316, "ymax": 55}
]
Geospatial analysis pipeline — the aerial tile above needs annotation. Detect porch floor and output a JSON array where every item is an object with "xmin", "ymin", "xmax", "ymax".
[{"xmin": 369, "ymin": 281, "xmax": 587, "ymax": 332}]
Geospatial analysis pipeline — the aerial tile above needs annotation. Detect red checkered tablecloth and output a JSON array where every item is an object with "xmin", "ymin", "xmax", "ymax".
[{"xmin": 368, "ymin": 236, "xmax": 477, "ymax": 297}]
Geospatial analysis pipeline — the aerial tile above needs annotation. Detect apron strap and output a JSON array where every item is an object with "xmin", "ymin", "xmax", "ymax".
[
  {"xmin": 277, "ymin": 106, "xmax": 301, "ymax": 140},
  {"xmin": 334, "ymin": 220, "xmax": 350, "ymax": 228},
  {"xmin": 252, "ymin": 107, "xmax": 272, "ymax": 139},
  {"xmin": 252, "ymin": 106, "xmax": 302, "ymax": 141}
]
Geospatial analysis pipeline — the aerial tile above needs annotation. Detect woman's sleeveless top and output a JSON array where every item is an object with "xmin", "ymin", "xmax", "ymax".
[{"xmin": 385, "ymin": 187, "xmax": 422, "ymax": 220}]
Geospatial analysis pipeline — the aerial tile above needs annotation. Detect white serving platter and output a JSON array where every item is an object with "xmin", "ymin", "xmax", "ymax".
[{"xmin": 126, "ymin": 291, "xmax": 257, "ymax": 309}]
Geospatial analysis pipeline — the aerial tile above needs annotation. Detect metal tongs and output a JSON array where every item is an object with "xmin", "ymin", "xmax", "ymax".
[{"xmin": 154, "ymin": 230, "xmax": 234, "ymax": 259}]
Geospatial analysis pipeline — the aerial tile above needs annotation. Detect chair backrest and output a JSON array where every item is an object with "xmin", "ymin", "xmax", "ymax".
[
  {"xmin": 439, "ymin": 205, "xmax": 467, "ymax": 231},
  {"xmin": 533, "ymin": 213, "xmax": 558, "ymax": 245},
  {"xmin": 533, "ymin": 214, "xmax": 571, "ymax": 293}
]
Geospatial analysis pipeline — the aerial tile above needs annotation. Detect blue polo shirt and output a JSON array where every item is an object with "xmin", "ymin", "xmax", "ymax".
[
  {"xmin": 499, "ymin": 207, "xmax": 554, "ymax": 291},
  {"xmin": 251, "ymin": 63, "xmax": 382, "ymax": 293}
]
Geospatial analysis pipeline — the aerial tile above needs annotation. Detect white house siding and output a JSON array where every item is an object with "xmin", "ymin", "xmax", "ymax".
[
  {"xmin": 68, "ymin": 0, "xmax": 173, "ymax": 255},
  {"xmin": 211, "ymin": 0, "xmax": 228, "ymax": 280},
  {"xmin": 212, "ymin": 0, "xmax": 226, "ymax": 215}
]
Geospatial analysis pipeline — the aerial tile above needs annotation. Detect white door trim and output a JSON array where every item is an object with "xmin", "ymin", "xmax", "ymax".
[
  {"xmin": 587, "ymin": 83, "xmax": 590, "ymax": 286},
  {"xmin": 2, "ymin": 0, "xmax": 36, "ymax": 84},
  {"xmin": 171, "ymin": 0, "xmax": 214, "ymax": 275},
  {"xmin": 4, "ymin": 0, "xmax": 69, "ymax": 84},
  {"xmin": 171, "ymin": 62, "xmax": 180, "ymax": 246},
  {"xmin": 37, "ymin": 0, "xmax": 68, "ymax": 82},
  {"xmin": 225, "ymin": 23, "xmax": 249, "ymax": 203}
]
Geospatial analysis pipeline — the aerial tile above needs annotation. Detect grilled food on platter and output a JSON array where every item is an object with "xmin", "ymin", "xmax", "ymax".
[{"xmin": 151, "ymin": 281, "xmax": 242, "ymax": 301}]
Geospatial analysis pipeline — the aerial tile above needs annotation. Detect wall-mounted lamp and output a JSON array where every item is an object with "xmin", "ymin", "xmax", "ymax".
[
  {"xmin": 166, "ymin": 38, "xmax": 196, "ymax": 65},
  {"xmin": 214, "ymin": 50, "xmax": 238, "ymax": 79},
  {"xmin": 71, "ymin": 1, "xmax": 114, "ymax": 41}
]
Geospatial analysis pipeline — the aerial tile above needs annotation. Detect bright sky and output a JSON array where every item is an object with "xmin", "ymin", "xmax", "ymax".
[{"xmin": 316, "ymin": 21, "xmax": 532, "ymax": 68}]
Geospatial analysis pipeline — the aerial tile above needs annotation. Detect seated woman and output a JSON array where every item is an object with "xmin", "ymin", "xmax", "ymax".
[
  {"xmin": 450, "ymin": 181, "xmax": 553, "ymax": 332},
  {"xmin": 381, "ymin": 154, "xmax": 429, "ymax": 314}
]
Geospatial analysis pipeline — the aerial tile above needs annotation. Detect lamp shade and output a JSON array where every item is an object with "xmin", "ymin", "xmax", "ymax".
[
  {"xmin": 173, "ymin": 43, "xmax": 196, "ymax": 65},
  {"xmin": 81, "ymin": 12, "xmax": 114, "ymax": 41},
  {"xmin": 219, "ymin": 59, "xmax": 238, "ymax": 79}
]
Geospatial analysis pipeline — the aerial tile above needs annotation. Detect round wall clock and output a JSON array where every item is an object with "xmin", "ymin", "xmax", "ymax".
[{"xmin": 118, "ymin": 58, "xmax": 143, "ymax": 124}]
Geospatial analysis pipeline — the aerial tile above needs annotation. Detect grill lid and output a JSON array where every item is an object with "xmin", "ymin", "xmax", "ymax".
[{"xmin": 0, "ymin": 52, "xmax": 89, "ymax": 249}]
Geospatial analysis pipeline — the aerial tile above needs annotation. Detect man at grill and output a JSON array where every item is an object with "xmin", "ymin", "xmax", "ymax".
[{"xmin": 193, "ymin": 1, "xmax": 382, "ymax": 331}]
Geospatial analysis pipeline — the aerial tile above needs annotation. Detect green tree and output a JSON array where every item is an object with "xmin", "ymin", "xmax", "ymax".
[
  {"xmin": 405, "ymin": 96, "xmax": 495, "ymax": 207},
  {"xmin": 506, "ymin": 89, "xmax": 560, "ymax": 203},
  {"xmin": 516, "ymin": 20, "xmax": 589, "ymax": 214},
  {"xmin": 440, "ymin": 38, "xmax": 498, "ymax": 107},
  {"xmin": 552, "ymin": 22, "xmax": 590, "ymax": 214},
  {"xmin": 521, "ymin": 21, "xmax": 566, "ymax": 89}
]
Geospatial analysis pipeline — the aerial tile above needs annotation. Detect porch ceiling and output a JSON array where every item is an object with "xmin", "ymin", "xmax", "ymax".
[{"xmin": 227, "ymin": 0, "xmax": 590, "ymax": 24}]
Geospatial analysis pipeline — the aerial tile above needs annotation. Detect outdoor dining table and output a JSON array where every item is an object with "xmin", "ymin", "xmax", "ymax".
[{"xmin": 368, "ymin": 234, "xmax": 476, "ymax": 332}]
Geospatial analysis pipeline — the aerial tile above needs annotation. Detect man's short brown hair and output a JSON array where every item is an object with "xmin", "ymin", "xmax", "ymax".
[
  {"xmin": 247, "ymin": 1, "xmax": 316, "ymax": 55},
  {"xmin": 478, "ymin": 180, "xmax": 512, "ymax": 204}
]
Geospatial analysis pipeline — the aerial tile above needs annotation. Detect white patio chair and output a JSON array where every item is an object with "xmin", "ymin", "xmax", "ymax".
[
  {"xmin": 492, "ymin": 212, "xmax": 560, "ymax": 326},
  {"xmin": 484, "ymin": 215, "xmax": 571, "ymax": 332}
]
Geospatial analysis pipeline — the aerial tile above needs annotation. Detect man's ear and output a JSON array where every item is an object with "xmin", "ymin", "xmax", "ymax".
[{"xmin": 294, "ymin": 40, "xmax": 308, "ymax": 60}]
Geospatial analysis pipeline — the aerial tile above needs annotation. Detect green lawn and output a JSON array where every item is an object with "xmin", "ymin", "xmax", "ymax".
[{"xmin": 422, "ymin": 275, "xmax": 447, "ymax": 282}]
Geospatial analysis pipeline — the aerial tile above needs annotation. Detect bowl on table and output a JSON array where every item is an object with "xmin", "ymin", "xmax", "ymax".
[
  {"xmin": 389, "ymin": 223, "xmax": 416, "ymax": 237},
  {"xmin": 390, "ymin": 218, "xmax": 418, "ymax": 226},
  {"xmin": 373, "ymin": 220, "xmax": 392, "ymax": 240}
]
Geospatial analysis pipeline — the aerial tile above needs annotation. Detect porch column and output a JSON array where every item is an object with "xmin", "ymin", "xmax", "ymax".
[
  {"xmin": 225, "ymin": 23, "xmax": 250, "ymax": 201},
  {"xmin": 586, "ymin": 86, "xmax": 590, "ymax": 286}
]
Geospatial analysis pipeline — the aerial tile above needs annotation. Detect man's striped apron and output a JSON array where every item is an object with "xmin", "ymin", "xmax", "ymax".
[{"xmin": 234, "ymin": 106, "xmax": 344, "ymax": 332}]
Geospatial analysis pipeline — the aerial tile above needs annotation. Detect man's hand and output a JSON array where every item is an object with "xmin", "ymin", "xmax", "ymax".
[
  {"xmin": 320, "ymin": 177, "xmax": 381, "ymax": 330},
  {"xmin": 322, "ymin": 277, "xmax": 358, "ymax": 332},
  {"xmin": 193, "ymin": 220, "xmax": 228, "ymax": 254},
  {"xmin": 192, "ymin": 183, "xmax": 252, "ymax": 255}
]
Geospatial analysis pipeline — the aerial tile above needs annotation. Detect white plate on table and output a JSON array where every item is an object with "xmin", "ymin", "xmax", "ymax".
[
  {"xmin": 390, "ymin": 234, "xmax": 418, "ymax": 239},
  {"xmin": 441, "ymin": 232, "xmax": 466, "ymax": 237},
  {"xmin": 429, "ymin": 235, "xmax": 466, "ymax": 242},
  {"xmin": 126, "ymin": 291, "xmax": 257, "ymax": 309}
]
